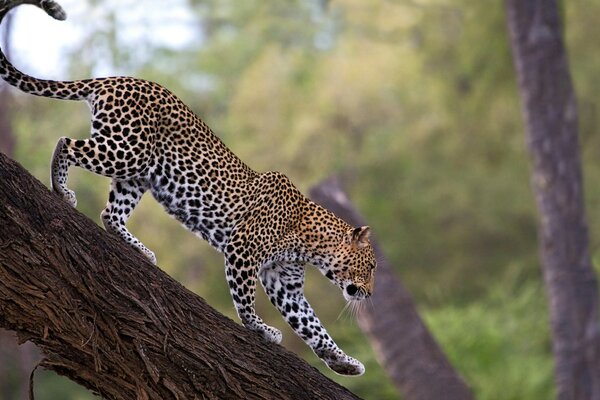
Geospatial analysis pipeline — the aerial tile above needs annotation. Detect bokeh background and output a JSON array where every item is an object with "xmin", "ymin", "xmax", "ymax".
[{"xmin": 1, "ymin": 0, "xmax": 600, "ymax": 399}]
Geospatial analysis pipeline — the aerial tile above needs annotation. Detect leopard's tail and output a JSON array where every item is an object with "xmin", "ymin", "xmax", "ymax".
[{"xmin": 0, "ymin": 0, "xmax": 91, "ymax": 100}]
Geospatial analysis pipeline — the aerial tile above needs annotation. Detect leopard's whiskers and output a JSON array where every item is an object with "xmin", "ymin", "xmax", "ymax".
[{"xmin": 336, "ymin": 300, "xmax": 352, "ymax": 321}]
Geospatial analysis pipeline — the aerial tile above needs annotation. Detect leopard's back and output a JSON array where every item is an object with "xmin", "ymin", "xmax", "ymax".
[{"xmin": 84, "ymin": 76, "xmax": 259, "ymax": 250}]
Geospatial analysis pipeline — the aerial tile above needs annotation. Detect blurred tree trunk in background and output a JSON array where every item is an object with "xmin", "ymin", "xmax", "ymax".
[
  {"xmin": 506, "ymin": 1, "xmax": 600, "ymax": 399},
  {"xmin": 0, "ymin": 13, "xmax": 39, "ymax": 400},
  {"xmin": 0, "ymin": 330, "xmax": 38, "ymax": 400},
  {"xmin": 0, "ymin": 12, "xmax": 15, "ymax": 155},
  {"xmin": 310, "ymin": 177, "xmax": 474, "ymax": 400}
]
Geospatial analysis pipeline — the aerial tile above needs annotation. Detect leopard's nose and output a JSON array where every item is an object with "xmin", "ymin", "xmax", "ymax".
[{"xmin": 346, "ymin": 284, "xmax": 358, "ymax": 296}]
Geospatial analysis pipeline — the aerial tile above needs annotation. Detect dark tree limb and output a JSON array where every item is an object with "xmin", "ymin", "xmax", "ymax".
[
  {"xmin": 0, "ymin": 152, "xmax": 361, "ymax": 400},
  {"xmin": 310, "ymin": 177, "xmax": 474, "ymax": 400},
  {"xmin": 505, "ymin": 1, "xmax": 600, "ymax": 399}
]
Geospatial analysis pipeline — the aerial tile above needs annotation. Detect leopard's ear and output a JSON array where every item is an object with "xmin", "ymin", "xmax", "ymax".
[{"xmin": 351, "ymin": 226, "xmax": 371, "ymax": 248}]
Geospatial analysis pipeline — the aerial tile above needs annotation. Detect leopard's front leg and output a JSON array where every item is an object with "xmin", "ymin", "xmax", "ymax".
[
  {"xmin": 224, "ymin": 259, "xmax": 282, "ymax": 344},
  {"xmin": 259, "ymin": 262, "xmax": 365, "ymax": 376}
]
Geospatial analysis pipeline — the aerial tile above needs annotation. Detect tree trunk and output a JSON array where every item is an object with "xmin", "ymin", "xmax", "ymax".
[
  {"xmin": 0, "ymin": 12, "xmax": 15, "ymax": 156},
  {"xmin": 0, "ymin": 153, "xmax": 361, "ymax": 400},
  {"xmin": 505, "ymin": 1, "xmax": 600, "ymax": 399},
  {"xmin": 310, "ymin": 176, "xmax": 474, "ymax": 400},
  {"xmin": 0, "ymin": 88, "xmax": 14, "ymax": 155},
  {"xmin": 0, "ymin": 329, "xmax": 39, "ymax": 400}
]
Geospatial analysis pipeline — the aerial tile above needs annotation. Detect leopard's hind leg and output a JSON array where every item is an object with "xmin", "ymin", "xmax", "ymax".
[
  {"xmin": 51, "ymin": 137, "xmax": 79, "ymax": 206},
  {"xmin": 51, "ymin": 134, "xmax": 156, "ymax": 262},
  {"xmin": 51, "ymin": 128, "xmax": 152, "ymax": 206},
  {"xmin": 101, "ymin": 178, "xmax": 155, "ymax": 264}
]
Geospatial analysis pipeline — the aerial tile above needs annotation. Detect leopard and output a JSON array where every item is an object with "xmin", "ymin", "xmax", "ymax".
[{"xmin": 0, "ymin": 0, "xmax": 377, "ymax": 376}]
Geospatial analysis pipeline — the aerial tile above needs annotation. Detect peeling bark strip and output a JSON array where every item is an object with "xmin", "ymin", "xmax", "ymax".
[
  {"xmin": 0, "ymin": 153, "xmax": 361, "ymax": 400},
  {"xmin": 310, "ymin": 177, "xmax": 474, "ymax": 400},
  {"xmin": 505, "ymin": 1, "xmax": 600, "ymax": 399}
]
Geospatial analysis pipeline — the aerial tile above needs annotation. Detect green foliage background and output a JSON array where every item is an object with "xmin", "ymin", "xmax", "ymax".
[{"xmin": 4, "ymin": 0, "xmax": 600, "ymax": 399}]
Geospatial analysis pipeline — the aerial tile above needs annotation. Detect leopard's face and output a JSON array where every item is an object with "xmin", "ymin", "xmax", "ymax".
[{"xmin": 325, "ymin": 226, "xmax": 376, "ymax": 301}]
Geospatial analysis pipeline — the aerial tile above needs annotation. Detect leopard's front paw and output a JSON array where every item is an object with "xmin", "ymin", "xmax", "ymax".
[
  {"xmin": 142, "ymin": 248, "xmax": 157, "ymax": 265},
  {"xmin": 240, "ymin": 313, "xmax": 282, "ymax": 344},
  {"xmin": 247, "ymin": 323, "xmax": 282, "ymax": 344},
  {"xmin": 320, "ymin": 350, "xmax": 365, "ymax": 376},
  {"xmin": 62, "ymin": 188, "xmax": 77, "ymax": 207},
  {"xmin": 261, "ymin": 325, "xmax": 282, "ymax": 344}
]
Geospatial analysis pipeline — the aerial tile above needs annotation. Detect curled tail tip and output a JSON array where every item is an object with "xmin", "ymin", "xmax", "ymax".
[{"xmin": 40, "ymin": 0, "xmax": 66, "ymax": 20}]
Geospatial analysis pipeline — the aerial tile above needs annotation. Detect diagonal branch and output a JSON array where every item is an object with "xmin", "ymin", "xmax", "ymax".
[{"xmin": 0, "ymin": 152, "xmax": 361, "ymax": 400}]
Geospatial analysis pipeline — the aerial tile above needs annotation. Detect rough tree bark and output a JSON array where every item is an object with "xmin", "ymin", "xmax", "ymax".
[
  {"xmin": 310, "ymin": 176, "xmax": 474, "ymax": 400},
  {"xmin": 506, "ymin": 1, "xmax": 600, "ymax": 399},
  {"xmin": 0, "ymin": 152, "xmax": 361, "ymax": 400}
]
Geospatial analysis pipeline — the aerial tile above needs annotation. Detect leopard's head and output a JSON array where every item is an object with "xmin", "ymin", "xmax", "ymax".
[{"xmin": 323, "ymin": 226, "xmax": 376, "ymax": 301}]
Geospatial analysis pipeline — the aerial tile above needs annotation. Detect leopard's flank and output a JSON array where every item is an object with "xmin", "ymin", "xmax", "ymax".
[{"xmin": 0, "ymin": 0, "xmax": 377, "ymax": 376}]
